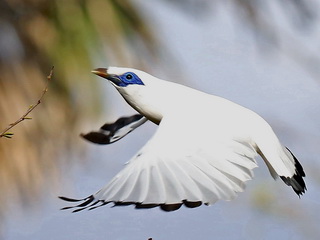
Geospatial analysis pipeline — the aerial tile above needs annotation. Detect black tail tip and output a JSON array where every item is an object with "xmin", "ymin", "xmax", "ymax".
[
  {"xmin": 280, "ymin": 175, "xmax": 307, "ymax": 197},
  {"xmin": 281, "ymin": 148, "xmax": 307, "ymax": 196}
]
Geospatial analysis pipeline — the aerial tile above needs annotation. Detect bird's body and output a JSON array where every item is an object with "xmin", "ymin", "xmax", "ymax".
[{"xmin": 60, "ymin": 67, "xmax": 306, "ymax": 212}]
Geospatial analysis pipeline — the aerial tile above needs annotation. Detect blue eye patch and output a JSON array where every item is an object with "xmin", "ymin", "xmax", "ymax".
[{"xmin": 118, "ymin": 72, "xmax": 144, "ymax": 87}]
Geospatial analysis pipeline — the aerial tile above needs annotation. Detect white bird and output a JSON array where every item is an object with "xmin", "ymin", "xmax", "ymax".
[{"xmin": 60, "ymin": 67, "xmax": 306, "ymax": 212}]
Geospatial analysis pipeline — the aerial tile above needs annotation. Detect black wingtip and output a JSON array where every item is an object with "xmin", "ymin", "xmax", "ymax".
[
  {"xmin": 58, "ymin": 196, "xmax": 86, "ymax": 202},
  {"xmin": 59, "ymin": 195, "xmax": 205, "ymax": 213},
  {"xmin": 80, "ymin": 132, "xmax": 111, "ymax": 144},
  {"xmin": 59, "ymin": 195, "xmax": 99, "ymax": 212},
  {"xmin": 80, "ymin": 114, "xmax": 145, "ymax": 145},
  {"xmin": 281, "ymin": 148, "xmax": 307, "ymax": 196}
]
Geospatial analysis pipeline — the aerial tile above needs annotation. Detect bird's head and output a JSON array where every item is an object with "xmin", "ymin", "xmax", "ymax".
[
  {"xmin": 91, "ymin": 67, "xmax": 166, "ymax": 123},
  {"xmin": 91, "ymin": 67, "xmax": 148, "ymax": 88},
  {"xmin": 91, "ymin": 66, "xmax": 196, "ymax": 124}
]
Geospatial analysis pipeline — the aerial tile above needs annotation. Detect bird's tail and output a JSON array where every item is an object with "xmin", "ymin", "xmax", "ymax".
[
  {"xmin": 255, "ymin": 128, "xmax": 306, "ymax": 196},
  {"xmin": 279, "ymin": 147, "xmax": 306, "ymax": 196}
]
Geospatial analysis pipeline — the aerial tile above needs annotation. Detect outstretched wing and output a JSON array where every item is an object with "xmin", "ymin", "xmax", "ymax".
[
  {"xmin": 81, "ymin": 114, "xmax": 148, "ymax": 144},
  {"xmin": 61, "ymin": 112, "xmax": 258, "ymax": 212}
]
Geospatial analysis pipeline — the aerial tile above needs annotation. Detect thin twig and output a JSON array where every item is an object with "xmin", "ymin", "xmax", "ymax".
[{"xmin": 0, "ymin": 66, "xmax": 54, "ymax": 139}]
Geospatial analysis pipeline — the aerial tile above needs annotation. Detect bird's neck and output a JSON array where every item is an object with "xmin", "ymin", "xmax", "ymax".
[
  {"xmin": 117, "ymin": 85, "xmax": 166, "ymax": 125},
  {"xmin": 117, "ymin": 80, "xmax": 206, "ymax": 125}
]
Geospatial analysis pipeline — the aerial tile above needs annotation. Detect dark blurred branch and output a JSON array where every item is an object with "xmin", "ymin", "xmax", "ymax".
[{"xmin": 0, "ymin": 67, "xmax": 54, "ymax": 139}]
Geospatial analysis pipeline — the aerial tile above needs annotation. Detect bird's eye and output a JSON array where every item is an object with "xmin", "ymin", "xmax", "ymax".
[
  {"xmin": 119, "ymin": 72, "xmax": 144, "ymax": 86},
  {"xmin": 126, "ymin": 74, "xmax": 133, "ymax": 80}
]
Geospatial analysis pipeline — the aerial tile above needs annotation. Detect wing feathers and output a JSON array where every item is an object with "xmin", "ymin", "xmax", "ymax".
[
  {"xmin": 60, "ymin": 140, "xmax": 258, "ymax": 212},
  {"xmin": 165, "ymin": 159, "xmax": 204, "ymax": 201}
]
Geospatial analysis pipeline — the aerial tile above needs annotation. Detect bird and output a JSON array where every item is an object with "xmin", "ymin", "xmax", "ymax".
[{"xmin": 60, "ymin": 67, "xmax": 306, "ymax": 212}]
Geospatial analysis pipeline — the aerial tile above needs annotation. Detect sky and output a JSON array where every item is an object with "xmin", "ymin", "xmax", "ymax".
[{"xmin": 4, "ymin": 0, "xmax": 320, "ymax": 239}]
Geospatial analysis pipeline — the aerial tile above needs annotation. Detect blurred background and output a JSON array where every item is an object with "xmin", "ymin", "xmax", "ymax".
[{"xmin": 0, "ymin": 0, "xmax": 320, "ymax": 239}]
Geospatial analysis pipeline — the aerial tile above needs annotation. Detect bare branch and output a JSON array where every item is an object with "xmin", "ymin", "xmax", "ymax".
[{"xmin": 0, "ymin": 66, "xmax": 54, "ymax": 139}]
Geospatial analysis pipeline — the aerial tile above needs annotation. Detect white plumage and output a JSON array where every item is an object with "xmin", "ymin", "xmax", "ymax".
[{"xmin": 60, "ymin": 67, "xmax": 306, "ymax": 212}]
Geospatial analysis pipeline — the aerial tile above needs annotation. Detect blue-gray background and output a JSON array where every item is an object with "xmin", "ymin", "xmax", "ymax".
[{"xmin": 3, "ymin": 0, "xmax": 320, "ymax": 239}]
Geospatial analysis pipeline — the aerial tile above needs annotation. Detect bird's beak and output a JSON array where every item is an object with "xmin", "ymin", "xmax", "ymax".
[{"xmin": 91, "ymin": 68, "xmax": 121, "ymax": 85}]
